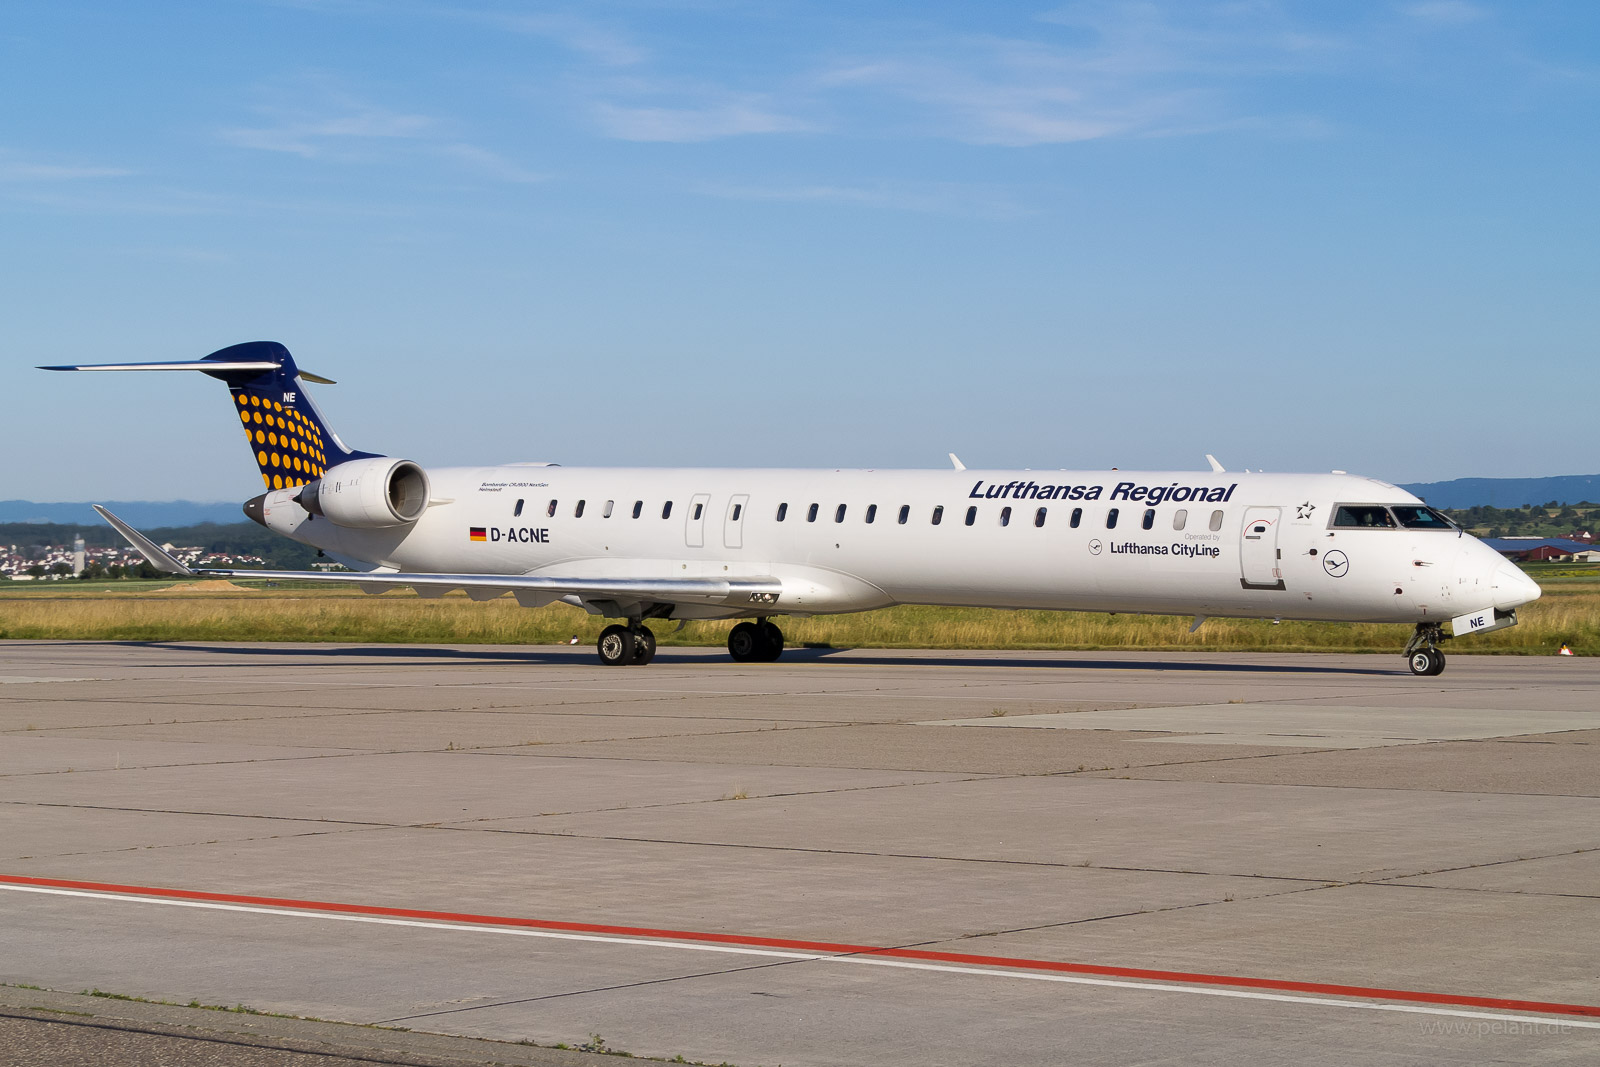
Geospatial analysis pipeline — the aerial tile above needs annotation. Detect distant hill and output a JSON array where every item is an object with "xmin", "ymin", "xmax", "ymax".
[
  {"xmin": 0, "ymin": 500, "xmax": 244, "ymax": 527},
  {"xmin": 1398, "ymin": 475, "xmax": 1600, "ymax": 510}
]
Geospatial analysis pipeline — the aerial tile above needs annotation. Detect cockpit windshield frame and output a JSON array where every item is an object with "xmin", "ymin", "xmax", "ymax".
[{"xmin": 1329, "ymin": 503, "xmax": 1457, "ymax": 531}]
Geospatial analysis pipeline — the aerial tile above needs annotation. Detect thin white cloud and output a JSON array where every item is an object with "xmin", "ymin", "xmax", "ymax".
[
  {"xmin": 0, "ymin": 151, "xmax": 132, "ymax": 183},
  {"xmin": 221, "ymin": 99, "xmax": 436, "ymax": 158},
  {"xmin": 479, "ymin": 11, "xmax": 644, "ymax": 67},
  {"xmin": 219, "ymin": 79, "xmax": 543, "ymax": 184},
  {"xmin": 434, "ymin": 143, "xmax": 547, "ymax": 183},
  {"xmin": 1401, "ymin": 2, "xmax": 1489, "ymax": 25},
  {"xmin": 700, "ymin": 180, "xmax": 1033, "ymax": 219},
  {"xmin": 594, "ymin": 100, "xmax": 813, "ymax": 142},
  {"xmin": 818, "ymin": 4, "xmax": 1349, "ymax": 146}
]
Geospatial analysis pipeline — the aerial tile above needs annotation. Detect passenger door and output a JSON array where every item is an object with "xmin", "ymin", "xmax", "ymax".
[{"xmin": 1240, "ymin": 507, "xmax": 1285, "ymax": 590}]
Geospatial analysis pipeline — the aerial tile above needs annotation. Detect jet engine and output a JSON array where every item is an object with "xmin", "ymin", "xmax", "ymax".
[{"xmin": 297, "ymin": 458, "xmax": 430, "ymax": 529}]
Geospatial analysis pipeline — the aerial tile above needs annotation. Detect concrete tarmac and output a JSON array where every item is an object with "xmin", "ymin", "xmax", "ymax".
[{"xmin": 1, "ymin": 640, "xmax": 1597, "ymax": 1065}]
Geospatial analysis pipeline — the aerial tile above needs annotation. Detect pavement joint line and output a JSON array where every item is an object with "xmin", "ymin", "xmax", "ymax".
[
  {"xmin": 377, "ymin": 957, "xmax": 810, "ymax": 1022},
  {"xmin": 0, "ymin": 799, "xmax": 401, "ymax": 828},
  {"xmin": 3, "ymin": 874, "xmax": 1598, "ymax": 1027},
  {"xmin": 427, "ymin": 824, "xmax": 1367, "ymax": 882}
]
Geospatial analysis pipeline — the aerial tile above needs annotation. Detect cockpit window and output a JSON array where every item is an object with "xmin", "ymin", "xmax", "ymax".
[
  {"xmin": 1332, "ymin": 505, "xmax": 1396, "ymax": 529},
  {"xmin": 1391, "ymin": 505, "xmax": 1455, "ymax": 530}
]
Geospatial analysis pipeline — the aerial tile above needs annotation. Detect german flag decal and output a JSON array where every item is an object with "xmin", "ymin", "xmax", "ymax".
[{"xmin": 469, "ymin": 527, "xmax": 487, "ymax": 542}]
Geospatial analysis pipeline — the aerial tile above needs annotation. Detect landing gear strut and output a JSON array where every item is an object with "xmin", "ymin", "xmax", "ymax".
[
  {"xmin": 1404, "ymin": 622, "xmax": 1448, "ymax": 676},
  {"xmin": 728, "ymin": 618, "xmax": 784, "ymax": 663},
  {"xmin": 597, "ymin": 622, "xmax": 656, "ymax": 666}
]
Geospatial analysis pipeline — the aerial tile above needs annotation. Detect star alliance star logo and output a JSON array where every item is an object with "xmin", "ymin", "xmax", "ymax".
[{"xmin": 1296, "ymin": 501, "xmax": 1316, "ymax": 520}]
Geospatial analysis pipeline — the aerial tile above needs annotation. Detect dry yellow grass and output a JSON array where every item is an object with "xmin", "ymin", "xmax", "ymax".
[{"xmin": 2, "ymin": 580, "xmax": 1594, "ymax": 655}]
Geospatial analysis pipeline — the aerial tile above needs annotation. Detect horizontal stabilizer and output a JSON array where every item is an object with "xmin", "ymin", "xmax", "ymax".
[
  {"xmin": 40, "ymin": 360, "xmax": 282, "ymax": 373},
  {"xmin": 93, "ymin": 505, "xmax": 193, "ymax": 576},
  {"xmin": 39, "ymin": 358, "xmax": 336, "ymax": 384}
]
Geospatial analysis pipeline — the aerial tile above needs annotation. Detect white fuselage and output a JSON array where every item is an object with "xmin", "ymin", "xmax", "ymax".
[{"xmin": 255, "ymin": 465, "xmax": 1538, "ymax": 626}]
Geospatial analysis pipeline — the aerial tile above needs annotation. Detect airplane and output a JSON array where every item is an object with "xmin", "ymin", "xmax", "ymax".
[{"xmin": 43, "ymin": 341, "xmax": 1541, "ymax": 675}]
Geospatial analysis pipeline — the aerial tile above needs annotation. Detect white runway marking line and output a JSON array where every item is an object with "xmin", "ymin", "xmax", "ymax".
[{"xmin": 4, "ymin": 883, "xmax": 1597, "ymax": 1030}]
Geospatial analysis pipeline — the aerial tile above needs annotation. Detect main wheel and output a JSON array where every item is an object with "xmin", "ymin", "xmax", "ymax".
[
  {"xmin": 597, "ymin": 625, "xmax": 632, "ymax": 666},
  {"xmin": 631, "ymin": 627, "xmax": 657, "ymax": 665},
  {"xmin": 1408, "ymin": 649, "xmax": 1443, "ymax": 676},
  {"xmin": 755, "ymin": 620, "xmax": 784, "ymax": 662},
  {"xmin": 728, "ymin": 621, "xmax": 760, "ymax": 662}
]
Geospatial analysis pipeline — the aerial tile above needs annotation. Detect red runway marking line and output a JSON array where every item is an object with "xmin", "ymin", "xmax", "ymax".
[{"xmin": 6, "ymin": 872, "xmax": 1597, "ymax": 1020}]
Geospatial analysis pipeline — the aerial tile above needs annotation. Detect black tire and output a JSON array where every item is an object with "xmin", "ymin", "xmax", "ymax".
[
  {"xmin": 631, "ymin": 627, "xmax": 656, "ymax": 665},
  {"xmin": 728, "ymin": 622, "xmax": 759, "ymax": 662},
  {"xmin": 597, "ymin": 625, "xmax": 632, "ymax": 666},
  {"xmin": 756, "ymin": 620, "xmax": 784, "ymax": 662},
  {"xmin": 1408, "ymin": 649, "xmax": 1441, "ymax": 676}
]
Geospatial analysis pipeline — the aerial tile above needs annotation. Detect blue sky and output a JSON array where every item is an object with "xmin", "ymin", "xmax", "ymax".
[{"xmin": 4, "ymin": 0, "xmax": 1597, "ymax": 502}]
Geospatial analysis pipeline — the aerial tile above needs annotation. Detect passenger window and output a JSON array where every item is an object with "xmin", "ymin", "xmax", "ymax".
[
  {"xmin": 731, "ymin": 503, "xmax": 742, "ymax": 521},
  {"xmin": 835, "ymin": 504, "xmax": 847, "ymax": 523},
  {"xmin": 808, "ymin": 503, "xmax": 819, "ymax": 522},
  {"xmin": 1173, "ymin": 509, "xmax": 1187, "ymax": 531},
  {"xmin": 1142, "ymin": 509, "xmax": 1155, "ymax": 530},
  {"xmin": 547, "ymin": 499, "xmax": 558, "ymax": 518},
  {"xmin": 898, "ymin": 505, "xmax": 910, "ymax": 524},
  {"xmin": 1106, "ymin": 508, "xmax": 1119, "ymax": 529},
  {"xmin": 1209, "ymin": 510, "xmax": 1224, "ymax": 532},
  {"xmin": 662, "ymin": 501, "xmax": 673, "ymax": 519},
  {"xmin": 1070, "ymin": 508, "xmax": 1082, "ymax": 528},
  {"xmin": 776, "ymin": 503, "xmax": 788, "ymax": 521},
  {"xmin": 575, "ymin": 500, "xmax": 585, "ymax": 518},
  {"xmin": 632, "ymin": 500, "xmax": 642, "ymax": 519},
  {"xmin": 1333, "ymin": 505, "xmax": 1397, "ymax": 529},
  {"xmin": 692, "ymin": 502, "xmax": 703, "ymax": 520},
  {"xmin": 931, "ymin": 505, "xmax": 944, "ymax": 525},
  {"xmin": 603, "ymin": 500, "xmax": 614, "ymax": 518},
  {"xmin": 1035, "ymin": 507, "xmax": 1047, "ymax": 528},
  {"xmin": 1000, "ymin": 506, "xmax": 1011, "ymax": 527},
  {"xmin": 513, "ymin": 499, "xmax": 524, "ymax": 518},
  {"xmin": 965, "ymin": 506, "xmax": 977, "ymax": 526},
  {"xmin": 865, "ymin": 504, "xmax": 877, "ymax": 524}
]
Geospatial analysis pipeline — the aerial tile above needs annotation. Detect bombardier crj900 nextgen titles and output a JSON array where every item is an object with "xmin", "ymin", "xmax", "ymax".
[{"xmin": 45, "ymin": 342, "xmax": 1541, "ymax": 674}]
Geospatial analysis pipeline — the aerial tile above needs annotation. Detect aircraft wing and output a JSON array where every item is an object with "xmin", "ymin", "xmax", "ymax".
[{"xmin": 94, "ymin": 506, "xmax": 782, "ymax": 610}]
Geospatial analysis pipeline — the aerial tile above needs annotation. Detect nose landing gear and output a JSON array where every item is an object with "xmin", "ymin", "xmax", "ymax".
[
  {"xmin": 728, "ymin": 618, "xmax": 784, "ymax": 662},
  {"xmin": 597, "ymin": 622, "xmax": 657, "ymax": 666},
  {"xmin": 1404, "ymin": 622, "xmax": 1448, "ymax": 676}
]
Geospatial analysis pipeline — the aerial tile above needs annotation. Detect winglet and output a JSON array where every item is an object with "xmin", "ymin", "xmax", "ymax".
[
  {"xmin": 1205, "ymin": 454, "xmax": 1225, "ymax": 473},
  {"xmin": 948, "ymin": 453, "xmax": 967, "ymax": 472},
  {"xmin": 92, "ymin": 505, "xmax": 193, "ymax": 576}
]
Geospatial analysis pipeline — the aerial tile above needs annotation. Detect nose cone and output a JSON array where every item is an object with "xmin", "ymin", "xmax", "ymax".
[
  {"xmin": 242, "ymin": 493, "xmax": 268, "ymax": 528},
  {"xmin": 1492, "ymin": 561, "xmax": 1542, "ymax": 611}
]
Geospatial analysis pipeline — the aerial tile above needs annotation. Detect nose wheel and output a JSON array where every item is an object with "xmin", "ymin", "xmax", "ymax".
[
  {"xmin": 1404, "ymin": 623, "xmax": 1448, "ymax": 676},
  {"xmin": 728, "ymin": 619, "xmax": 784, "ymax": 662},
  {"xmin": 597, "ymin": 623, "xmax": 657, "ymax": 666}
]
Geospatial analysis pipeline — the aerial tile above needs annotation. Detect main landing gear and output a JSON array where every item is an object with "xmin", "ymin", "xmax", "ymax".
[
  {"xmin": 597, "ymin": 622, "xmax": 656, "ymax": 666},
  {"xmin": 728, "ymin": 618, "xmax": 784, "ymax": 662},
  {"xmin": 1404, "ymin": 622, "xmax": 1448, "ymax": 676}
]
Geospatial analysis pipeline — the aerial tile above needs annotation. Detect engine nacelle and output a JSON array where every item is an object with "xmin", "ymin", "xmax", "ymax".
[{"xmin": 298, "ymin": 458, "xmax": 430, "ymax": 529}]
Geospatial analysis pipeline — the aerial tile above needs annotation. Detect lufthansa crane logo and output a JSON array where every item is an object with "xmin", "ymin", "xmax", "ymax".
[
  {"xmin": 1322, "ymin": 550, "xmax": 1349, "ymax": 577},
  {"xmin": 1088, "ymin": 539, "xmax": 1102, "ymax": 555}
]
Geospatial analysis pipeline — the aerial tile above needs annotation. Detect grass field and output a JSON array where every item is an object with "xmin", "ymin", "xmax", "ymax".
[{"xmin": 2, "ymin": 576, "xmax": 1594, "ymax": 655}]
